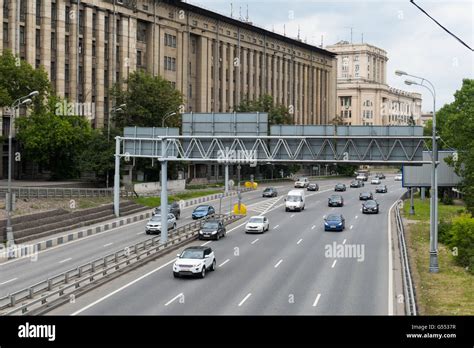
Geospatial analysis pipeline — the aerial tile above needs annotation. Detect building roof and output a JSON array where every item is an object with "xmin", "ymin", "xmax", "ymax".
[{"xmin": 162, "ymin": 0, "xmax": 336, "ymax": 58}]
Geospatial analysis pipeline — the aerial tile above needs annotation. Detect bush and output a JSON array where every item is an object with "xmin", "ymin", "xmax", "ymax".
[
  {"xmin": 438, "ymin": 220, "xmax": 454, "ymax": 245},
  {"xmin": 449, "ymin": 213, "xmax": 474, "ymax": 274}
]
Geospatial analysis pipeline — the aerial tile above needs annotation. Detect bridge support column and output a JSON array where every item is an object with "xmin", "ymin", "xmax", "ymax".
[
  {"xmin": 224, "ymin": 164, "xmax": 229, "ymax": 194},
  {"xmin": 114, "ymin": 137, "xmax": 121, "ymax": 218},
  {"xmin": 160, "ymin": 139, "xmax": 169, "ymax": 244},
  {"xmin": 409, "ymin": 188, "xmax": 415, "ymax": 215},
  {"xmin": 421, "ymin": 187, "xmax": 426, "ymax": 201}
]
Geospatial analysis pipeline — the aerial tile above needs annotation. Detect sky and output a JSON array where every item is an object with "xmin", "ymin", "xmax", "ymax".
[{"xmin": 186, "ymin": 0, "xmax": 473, "ymax": 112}]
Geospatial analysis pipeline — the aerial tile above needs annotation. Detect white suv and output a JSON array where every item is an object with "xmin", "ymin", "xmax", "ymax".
[
  {"xmin": 245, "ymin": 216, "xmax": 270, "ymax": 233},
  {"xmin": 294, "ymin": 177, "xmax": 309, "ymax": 188},
  {"xmin": 145, "ymin": 213, "xmax": 177, "ymax": 234},
  {"xmin": 173, "ymin": 246, "xmax": 216, "ymax": 278}
]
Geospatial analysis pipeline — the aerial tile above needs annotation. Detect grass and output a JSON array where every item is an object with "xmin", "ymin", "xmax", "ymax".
[
  {"xmin": 134, "ymin": 189, "xmax": 222, "ymax": 208},
  {"xmin": 402, "ymin": 198, "xmax": 473, "ymax": 315}
]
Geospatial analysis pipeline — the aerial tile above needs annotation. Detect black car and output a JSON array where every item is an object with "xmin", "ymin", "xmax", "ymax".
[
  {"xmin": 359, "ymin": 192, "xmax": 374, "ymax": 200},
  {"xmin": 154, "ymin": 202, "xmax": 181, "ymax": 219},
  {"xmin": 198, "ymin": 219, "xmax": 226, "ymax": 240},
  {"xmin": 262, "ymin": 187, "xmax": 278, "ymax": 197},
  {"xmin": 350, "ymin": 180, "xmax": 364, "ymax": 188},
  {"xmin": 328, "ymin": 195, "xmax": 344, "ymax": 207},
  {"xmin": 376, "ymin": 173, "xmax": 386, "ymax": 179},
  {"xmin": 307, "ymin": 183, "xmax": 319, "ymax": 191},
  {"xmin": 334, "ymin": 183, "xmax": 346, "ymax": 192},
  {"xmin": 324, "ymin": 214, "xmax": 346, "ymax": 231},
  {"xmin": 375, "ymin": 185, "xmax": 388, "ymax": 193},
  {"xmin": 192, "ymin": 205, "xmax": 215, "ymax": 219},
  {"xmin": 362, "ymin": 200, "xmax": 379, "ymax": 214}
]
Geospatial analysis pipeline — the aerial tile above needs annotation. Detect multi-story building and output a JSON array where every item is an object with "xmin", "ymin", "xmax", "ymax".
[
  {"xmin": 419, "ymin": 112, "xmax": 433, "ymax": 127},
  {"xmin": 0, "ymin": 0, "xmax": 338, "ymax": 179},
  {"xmin": 326, "ymin": 41, "xmax": 422, "ymax": 126}
]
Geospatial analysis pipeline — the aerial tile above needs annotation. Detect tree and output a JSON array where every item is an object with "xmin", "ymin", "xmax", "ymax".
[
  {"xmin": 111, "ymin": 70, "xmax": 183, "ymax": 128},
  {"xmin": 235, "ymin": 94, "xmax": 293, "ymax": 126},
  {"xmin": 0, "ymin": 50, "xmax": 50, "ymax": 110},
  {"xmin": 431, "ymin": 79, "xmax": 474, "ymax": 212},
  {"xmin": 15, "ymin": 96, "xmax": 93, "ymax": 179}
]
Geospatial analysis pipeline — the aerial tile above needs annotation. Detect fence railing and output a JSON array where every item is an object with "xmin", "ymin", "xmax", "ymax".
[
  {"xmin": 0, "ymin": 213, "xmax": 243, "ymax": 315},
  {"xmin": 0, "ymin": 187, "xmax": 134, "ymax": 199},
  {"xmin": 395, "ymin": 200, "xmax": 418, "ymax": 316}
]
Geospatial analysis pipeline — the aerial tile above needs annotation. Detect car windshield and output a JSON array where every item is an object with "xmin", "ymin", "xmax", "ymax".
[
  {"xmin": 287, "ymin": 195, "xmax": 301, "ymax": 202},
  {"xmin": 298, "ymin": 178, "xmax": 307, "ymax": 181},
  {"xmin": 180, "ymin": 249, "xmax": 204, "ymax": 259},
  {"xmin": 365, "ymin": 201, "xmax": 377, "ymax": 207},
  {"xmin": 378, "ymin": 186, "xmax": 385, "ymax": 189},
  {"xmin": 309, "ymin": 184, "xmax": 316, "ymax": 187},
  {"xmin": 330, "ymin": 195, "xmax": 341, "ymax": 201},
  {"xmin": 351, "ymin": 181, "xmax": 358, "ymax": 184},
  {"xmin": 336, "ymin": 184, "xmax": 344, "ymax": 187},
  {"xmin": 150, "ymin": 215, "xmax": 162, "ymax": 221},
  {"xmin": 361, "ymin": 193, "xmax": 370, "ymax": 196},
  {"xmin": 264, "ymin": 188, "xmax": 272, "ymax": 192},
  {"xmin": 195, "ymin": 206, "xmax": 208, "ymax": 211},
  {"xmin": 249, "ymin": 217, "xmax": 264, "ymax": 223},
  {"xmin": 203, "ymin": 222, "xmax": 219, "ymax": 229},
  {"xmin": 326, "ymin": 215, "xmax": 342, "ymax": 222}
]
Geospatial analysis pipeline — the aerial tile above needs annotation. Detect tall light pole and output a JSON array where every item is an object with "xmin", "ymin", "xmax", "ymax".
[
  {"xmin": 162, "ymin": 112, "xmax": 176, "ymax": 128},
  {"xmin": 6, "ymin": 91, "xmax": 39, "ymax": 245},
  {"xmin": 106, "ymin": 104, "xmax": 126, "ymax": 189},
  {"xmin": 395, "ymin": 70, "xmax": 438, "ymax": 273}
]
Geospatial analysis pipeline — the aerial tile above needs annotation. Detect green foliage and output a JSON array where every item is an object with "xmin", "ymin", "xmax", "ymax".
[
  {"xmin": 335, "ymin": 164, "xmax": 358, "ymax": 176},
  {"xmin": 15, "ymin": 95, "xmax": 93, "ymax": 179},
  {"xmin": 449, "ymin": 213, "xmax": 474, "ymax": 273},
  {"xmin": 0, "ymin": 50, "xmax": 50, "ymax": 110},
  {"xmin": 438, "ymin": 220, "xmax": 454, "ymax": 245},
  {"xmin": 135, "ymin": 190, "xmax": 222, "ymax": 207},
  {"xmin": 235, "ymin": 94, "xmax": 293, "ymax": 126},
  {"xmin": 430, "ymin": 79, "xmax": 474, "ymax": 213},
  {"xmin": 111, "ymin": 70, "xmax": 183, "ymax": 128}
]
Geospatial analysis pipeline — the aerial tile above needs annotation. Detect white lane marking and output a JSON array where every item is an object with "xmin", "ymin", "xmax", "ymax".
[
  {"xmin": 273, "ymin": 225, "xmax": 280, "ymax": 229},
  {"xmin": 312, "ymin": 293, "xmax": 322, "ymax": 307},
  {"xmin": 297, "ymin": 238, "xmax": 303, "ymax": 245},
  {"xmin": 218, "ymin": 259, "xmax": 230, "ymax": 267},
  {"xmin": 103, "ymin": 243, "xmax": 113, "ymax": 247},
  {"xmin": 165, "ymin": 292, "xmax": 184, "ymax": 306},
  {"xmin": 290, "ymin": 214, "xmax": 295, "ymax": 218},
  {"xmin": 331, "ymin": 260, "xmax": 337, "ymax": 268},
  {"xmin": 0, "ymin": 277, "xmax": 18, "ymax": 286},
  {"xmin": 323, "ymin": 215, "xmax": 326, "ymax": 219},
  {"xmin": 350, "ymin": 225, "xmax": 353, "ymax": 230},
  {"xmin": 136, "ymin": 232, "xmax": 144, "ymax": 235},
  {"xmin": 200, "ymin": 241, "xmax": 212, "ymax": 246},
  {"xmin": 343, "ymin": 239, "xmax": 347, "ymax": 245},
  {"xmin": 311, "ymin": 225, "xmax": 316, "ymax": 230},
  {"xmin": 251, "ymin": 238, "xmax": 259, "ymax": 245},
  {"xmin": 72, "ymin": 257, "xmax": 177, "ymax": 315},
  {"xmin": 355, "ymin": 215, "xmax": 359, "ymax": 219},
  {"xmin": 238, "ymin": 293, "xmax": 252, "ymax": 307},
  {"xmin": 58, "ymin": 258, "xmax": 72, "ymax": 264},
  {"xmin": 274, "ymin": 259, "xmax": 283, "ymax": 268},
  {"xmin": 388, "ymin": 200, "xmax": 398, "ymax": 316}
]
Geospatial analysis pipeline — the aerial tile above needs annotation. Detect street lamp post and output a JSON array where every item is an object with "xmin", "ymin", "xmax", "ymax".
[
  {"xmin": 162, "ymin": 112, "xmax": 177, "ymax": 128},
  {"xmin": 395, "ymin": 70, "xmax": 438, "ymax": 273},
  {"xmin": 5, "ymin": 91, "xmax": 39, "ymax": 245}
]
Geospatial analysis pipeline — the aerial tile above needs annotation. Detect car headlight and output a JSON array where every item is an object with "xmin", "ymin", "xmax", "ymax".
[
  {"xmin": 324, "ymin": 222, "xmax": 329, "ymax": 226},
  {"xmin": 337, "ymin": 222, "xmax": 343, "ymax": 226},
  {"xmin": 199, "ymin": 230, "xmax": 203, "ymax": 234},
  {"xmin": 211, "ymin": 230, "xmax": 217, "ymax": 234}
]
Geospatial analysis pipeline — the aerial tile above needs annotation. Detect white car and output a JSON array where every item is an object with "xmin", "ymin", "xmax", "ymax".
[
  {"xmin": 394, "ymin": 174, "xmax": 403, "ymax": 181},
  {"xmin": 245, "ymin": 216, "xmax": 270, "ymax": 233},
  {"xmin": 371, "ymin": 177, "xmax": 381, "ymax": 185},
  {"xmin": 356, "ymin": 174, "xmax": 368, "ymax": 181},
  {"xmin": 173, "ymin": 246, "xmax": 216, "ymax": 278},
  {"xmin": 294, "ymin": 177, "xmax": 309, "ymax": 188},
  {"xmin": 145, "ymin": 213, "xmax": 177, "ymax": 234}
]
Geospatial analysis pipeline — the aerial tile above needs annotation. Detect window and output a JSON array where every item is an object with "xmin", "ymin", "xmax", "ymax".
[
  {"xmin": 51, "ymin": 61, "xmax": 56, "ymax": 80},
  {"xmin": 164, "ymin": 56, "xmax": 176, "ymax": 71},
  {"xmin": 165, "ymin": 33, "xmax": 177, "ymax": 48},
  {"xmin": 104, "ymin": 16, "xmax": 109, "ymax": 40},
  {"xmin": 65, "ymin": 64, "xmax": 70, "ymax": 81},
  {"xmin": 92, "ymin": 41, "xmax": 96, "ymax": 57},
  {"xmin": 93, "ymin": 13, "xmax": 97, "ymax": 34},
  {"xmin": 51, "ymin": 2, "xmax": 57, "ymax": 26},
  {"xmin": 3, "ymin": 23, "xmax": 8, "ymax": 43},
  {"xmin": 35, "ymin": 29, "xmax": 40, "ymax": 48},
  {"xmin": 79, "ymin": 10, "xmax": 84, "ymax": 35},
  {"xmin": 192, "ymin": 20, "xmax": 197, "ymax": 26},
  {"xmin": 65, "ymin": 36, "xmax": 69, "ymax": 54},
  {"xmin": 188, "ymin": 84, "xmax": 192, "ymax": 98},
  {"xmin": 137, "ymin": 21, "xmax": 147, "ymax": 42},
  {"xmin": 20, "ymin": 26, "xmax": 25, "ymax": 45},
  {"xmin": 20, "ymin": 0, "xmax": 26, "ymax": 22},
  {"xmin": 354, "ymin": 55, "xmax": 359, "ymax": 62},
  {"xmin": 66, "ymin": 6, "xmax": 71, "ymax": 32},
  {"xmin": 355, "ymin": 64, "xmax": 359, "ymax": 71},
  {"xmin": 36, "ymin": 0, "xmax": 41, "ymax": 25},
  {"xmin": 191, "ymin": 38, "xmax": 196, "ymax": 54},
  {"xmin": 169, "ymin": 11, "xmax": 175, "ymax": 19},
  {"xmin": 137, "ymin": 50, "xmax": 142, "ymax": 66},
  {"xmin": 3, "ymin": 0, "xmax": 8, "ymax": 18},
  {"xmin": 51, "ymin": 32, "xmax": 56, "ymax": 50}
]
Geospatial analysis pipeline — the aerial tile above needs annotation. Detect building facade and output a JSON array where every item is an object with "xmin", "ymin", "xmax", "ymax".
[
  {"xmin": 0, "ymin": 0, "xmax": 337, "ymax": 133},
  {"xmin": 326, "ymin": 41, "xmax": 422, "ymax": 126}
]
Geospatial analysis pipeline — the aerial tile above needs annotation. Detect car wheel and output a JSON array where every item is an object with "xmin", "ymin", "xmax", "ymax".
[
  {"xmin": 200, "ymin": 266, "xmax": 206, "ymax": 278},
  {"xmin": 285, "ymin": 208, "xmax": 289, "ymax": 212},
  {"xmin": 210, "ymin": 259, "xmax": 216, "ymax": 271},
  {"xmin": 145, "ymin": 231, "xmax": 150, "ymax": 235},
  {"xmin": 215, "ymin": 233, "xmax": 220, "ymax": 241},
  {"xmin": 173, "ymin": 223, "xmax": 177, "ymax": 229}
]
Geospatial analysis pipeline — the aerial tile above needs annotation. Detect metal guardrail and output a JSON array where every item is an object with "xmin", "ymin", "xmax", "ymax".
[
  {"xmin": 395, "ymin": 200, "xmax": 418, "ymax": 316},
  {"xmin": 0, "ymin": 187, "xmax": 134, "ymax": 199},
  {"xmin": 0, "ymin": 213, "xmax": 243, "ymax": 315}
]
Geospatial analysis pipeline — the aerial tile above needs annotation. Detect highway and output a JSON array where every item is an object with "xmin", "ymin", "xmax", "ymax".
[
  {"xmin": 46, "ymin": 175, "xmax": 406, "ymax": 315},
  {"xmin": 0, "ymin": 179, "xmax": 334, "ymax": 298}
]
